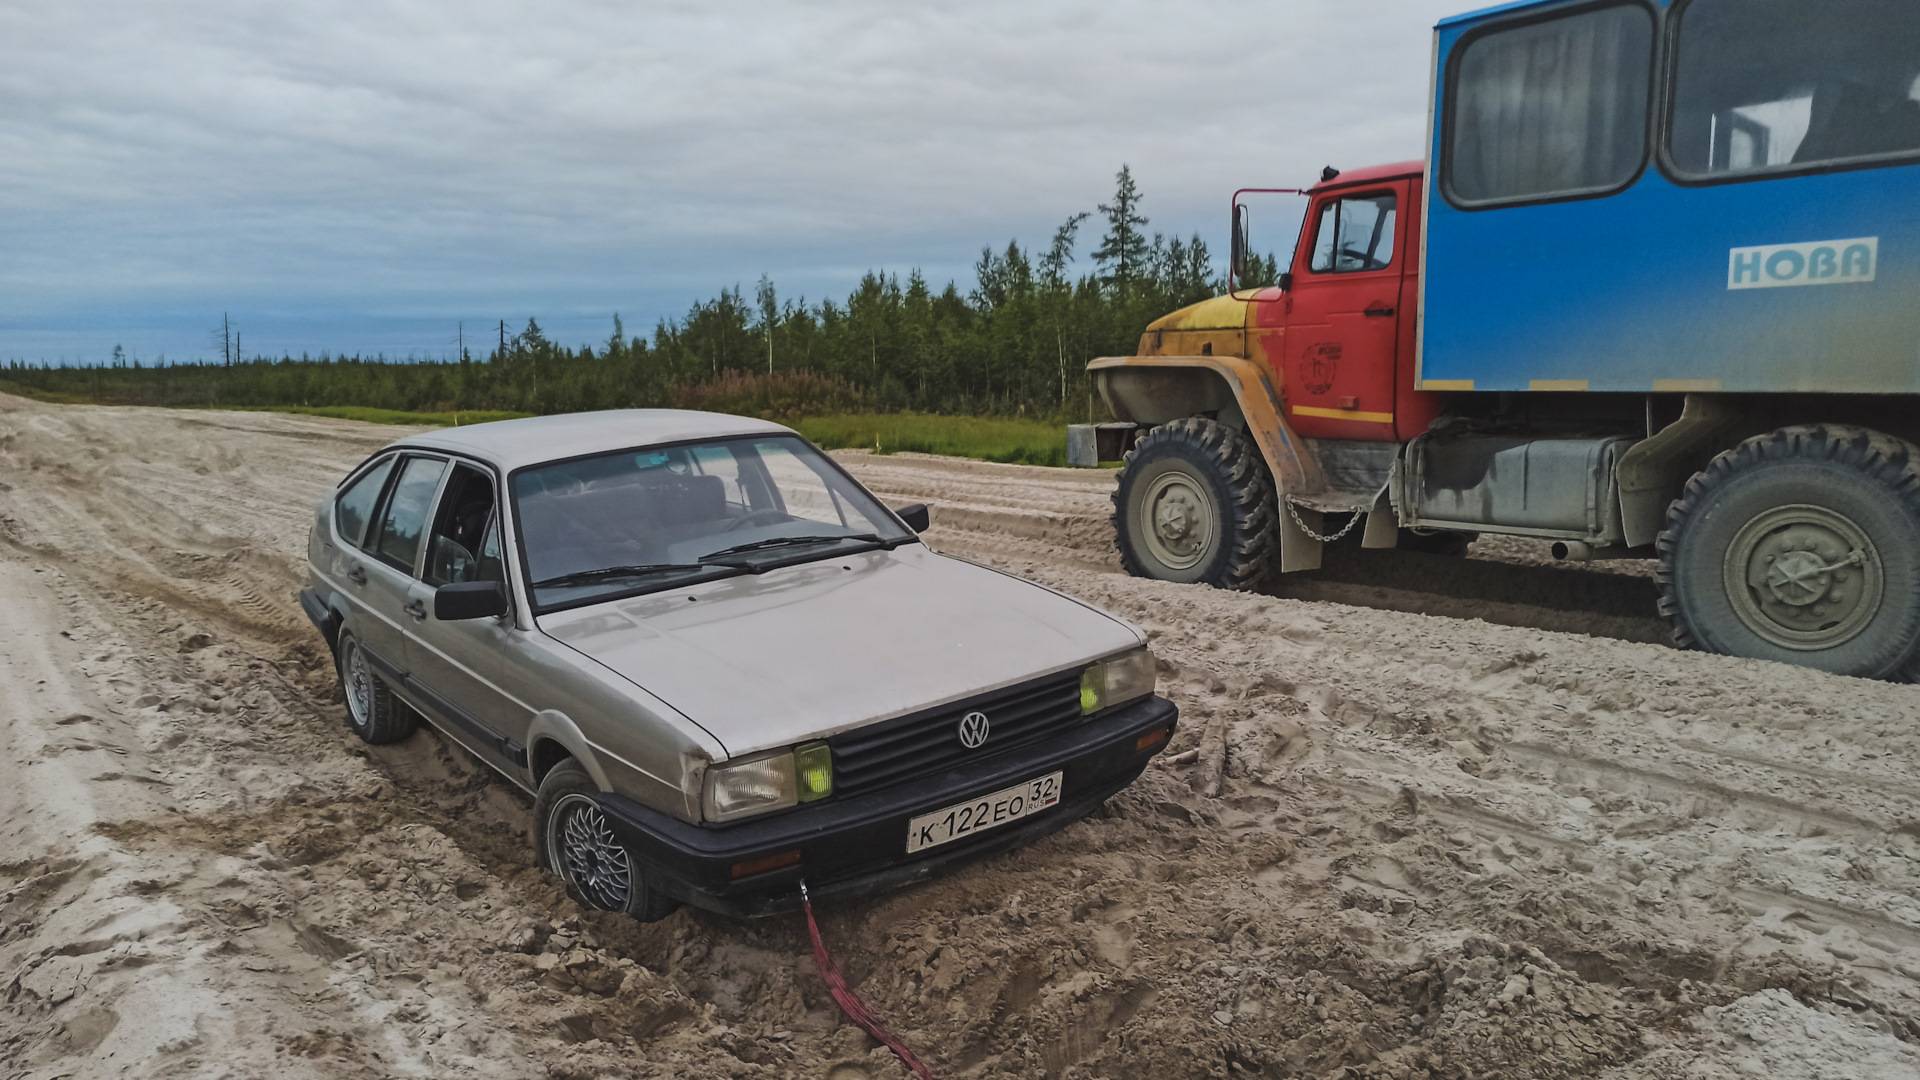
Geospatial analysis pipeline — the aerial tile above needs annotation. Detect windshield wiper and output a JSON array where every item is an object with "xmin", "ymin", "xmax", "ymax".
[
  {"xmin": 532, "ymin": 563, "xmax": 713, "ymax": 589},
  {"xmin": 698, "ymin": 533, "xmax": 884, "ymax": 563}
]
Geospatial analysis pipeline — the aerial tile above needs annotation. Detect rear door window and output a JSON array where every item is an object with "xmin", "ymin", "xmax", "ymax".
[
  {"xmin": 372, "ymin": 456, "xmax": 449, "ymax": 574},
  {"xmin": 1668, "ymin": 0, "xmax": 1920, "ymax": 178},
  {"xmin": 1445, "ymin": 3, "xmax": 1655, "ymax": 205},
  {"xmin": 334, "ymin": 455, "xmax": 395, "ymax": 548}
]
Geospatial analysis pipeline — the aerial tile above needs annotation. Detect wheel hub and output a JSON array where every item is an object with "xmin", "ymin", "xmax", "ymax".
[
  {"xmin": 344, "ymin": 645, "xmax": 372, "ymax": 727},
  {"xmin": 555, "ymin": 797, "xmax": 632, "ymax": 911},
  {"xmin": 1727, "ymin": 507, "xmax": 1882, "ymax": 650},
  {"xmin": 1155, "ymin": 492, "xmax": 1196, "ymax": 541},
  {"xmin": 1140, "ymin": 472, "xmax": 1216, "ymax": 571}
]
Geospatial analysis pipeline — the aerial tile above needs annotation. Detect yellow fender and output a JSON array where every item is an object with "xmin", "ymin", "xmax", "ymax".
[{"xmin": 1089, "ymin": 354, "xmax": 1329, "ymax": 571}]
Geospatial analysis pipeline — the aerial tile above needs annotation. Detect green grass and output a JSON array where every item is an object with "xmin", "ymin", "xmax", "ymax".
[
  {"xmin": 202, "ymin": 405, "xmax": 536, "ymax": 427},
  {"xmin": 794, "ymin": 412, "xmax": 1068, "ymax": 467}
]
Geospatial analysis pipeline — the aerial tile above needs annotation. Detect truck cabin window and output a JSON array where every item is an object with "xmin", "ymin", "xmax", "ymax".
[
  {"xmin": 1446, "ymin": 3, "xmax": 1654, "ymax": 205},
  {"xmin": 1308, "ymin": 194, "xmax": 1396, "ymax": 274},
  {"xmin": 1669, "ymin": 0, "xmax": 1920, "ymax": 177}
]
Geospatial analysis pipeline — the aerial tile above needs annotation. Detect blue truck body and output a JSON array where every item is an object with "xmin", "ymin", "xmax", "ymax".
[{"xmin": 1417, "ymin": 0, "xmax": 1920, "ymax": 395}]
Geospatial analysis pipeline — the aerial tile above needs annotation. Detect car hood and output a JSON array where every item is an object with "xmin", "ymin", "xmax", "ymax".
[{"xmin": 536, "ymin": 544, "xmax": 1142, "ymax": 758}]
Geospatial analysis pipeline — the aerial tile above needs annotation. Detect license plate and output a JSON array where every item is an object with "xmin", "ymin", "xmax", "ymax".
[{"xmin": 906, "ymin": 772, "xmax": 1063, "ymax": 854}]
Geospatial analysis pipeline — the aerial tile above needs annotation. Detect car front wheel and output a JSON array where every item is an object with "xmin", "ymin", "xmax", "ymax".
[{"xmin": 533, "ymin": 760, "xmax": 680, "ymax": 922}]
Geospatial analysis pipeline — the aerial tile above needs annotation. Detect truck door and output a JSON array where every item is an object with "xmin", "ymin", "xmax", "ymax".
[{"xmin": 1282, "ymin": 181, "xmax": 1408, "ymax": 440}]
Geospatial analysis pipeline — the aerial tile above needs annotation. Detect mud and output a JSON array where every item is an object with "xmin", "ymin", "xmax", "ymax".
[{"xmin": 4, "ymin": 400, "xmax": 1919, "ymax": 1080}]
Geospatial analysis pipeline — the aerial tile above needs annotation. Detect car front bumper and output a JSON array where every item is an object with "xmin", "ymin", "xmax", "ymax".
[{"xmin": 596, "ymin": 694, "xmax": 1178, "ymax": 917}]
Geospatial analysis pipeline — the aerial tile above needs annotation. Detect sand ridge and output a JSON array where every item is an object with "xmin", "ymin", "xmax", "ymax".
[{"xmin": 3, "ymin": 395, "xmax": 1919, "ymax": 1079}]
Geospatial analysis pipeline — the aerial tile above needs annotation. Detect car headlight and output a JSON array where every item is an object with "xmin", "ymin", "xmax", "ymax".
[
  {"xmin": 701, "ymin": 742, "xmax": 836, "ymax": 822},
  {"xmin": 1081, "ymin": 647, "xmax": 1157, "ymax": 714},
  {"xmin": 794, "ymin": 741, "xmax": 833, "ymax": 803},
  {"xmin": 703, "ymin": 752, "xmax": 797, "ymax": 822}
]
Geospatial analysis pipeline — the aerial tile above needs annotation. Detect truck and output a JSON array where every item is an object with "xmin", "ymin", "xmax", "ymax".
[{"xmin": 1085, "ymin": 0, "xmax": 1920, "ymax": 679}]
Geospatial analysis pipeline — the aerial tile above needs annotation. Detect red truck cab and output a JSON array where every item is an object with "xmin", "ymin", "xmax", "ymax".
[{"xmin": 1248, "ymin": 162, "xmax": 1444, "ymax": 444}]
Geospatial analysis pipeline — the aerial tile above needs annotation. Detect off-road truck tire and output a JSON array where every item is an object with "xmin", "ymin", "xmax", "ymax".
[
  {"xmin": 1113, "ymin": 417, "xmax": 1277, "ymax": 589},
  {"xmin": 1657, "ymin": 424, "xmax": 1920, "ymax": 680},
  {"xmin": 535, "ymin": 760, "xmax": 680, "ymax": 923},
  {"xmin": 337, "ymin": 632, "xmax": 418, "ymax": 744}
]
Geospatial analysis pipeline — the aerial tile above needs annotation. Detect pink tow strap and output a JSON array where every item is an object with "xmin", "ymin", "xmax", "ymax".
[{"xmin": 800, "ymin": 881, "xmax": 936, "ymax": 1080}]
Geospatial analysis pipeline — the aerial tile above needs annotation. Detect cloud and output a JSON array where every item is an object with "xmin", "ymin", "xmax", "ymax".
[{"xmin": 0, "ymin": 0, "xmax": 1463, "ymax": 360}]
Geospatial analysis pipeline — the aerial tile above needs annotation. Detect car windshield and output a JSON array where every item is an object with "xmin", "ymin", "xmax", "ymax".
[{"xmin": 512, "ymin": 434, "xmax": 912, "ymax": 610}]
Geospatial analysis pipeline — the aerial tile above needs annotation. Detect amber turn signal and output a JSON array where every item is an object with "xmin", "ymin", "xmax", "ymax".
[
  {"xmin": 730, "ymin": 849, "xmax": 802, "ymax": 879},
  {"xmin": 1136, "ymin": 727, "xmax": 1170, "ymax": 752}
]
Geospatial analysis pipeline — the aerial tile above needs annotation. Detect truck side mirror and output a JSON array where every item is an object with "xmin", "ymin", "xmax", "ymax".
[
  {"xmin": 1230, "ymin": 204, "xmax": 1249, "ymax": 287},
  {"xmin": 1278, "ymin": 271, "xmax": 1293, "ymax": 292},
  {"xmin": 893, "ymin": 503, "xmax": 931, "ymax": 533},
  {"xmin": 435, "ymin": 580, "xmax": 508, "ymax": 620}
]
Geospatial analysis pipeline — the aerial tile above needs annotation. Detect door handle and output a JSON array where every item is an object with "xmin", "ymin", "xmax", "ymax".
[
  {"xmin": 347, "ymin": 565, "xmax": 367, "ymax": 584},
  {"xmin": 1363, "ymin": 304, "xmax": 1396, "ymax": 317},
  {"xmin": 404, "ymin": 599, "xmax": 427, "ymax": 621}
]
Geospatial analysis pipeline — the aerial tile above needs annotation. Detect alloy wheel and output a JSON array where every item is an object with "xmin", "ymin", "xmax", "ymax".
[{"xmin": 549, "ymin": 794, "xmax": 633, "ymax": 912}]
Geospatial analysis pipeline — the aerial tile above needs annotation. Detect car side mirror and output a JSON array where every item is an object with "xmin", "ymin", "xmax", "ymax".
[
  {"xmin": 435, "ymin": 580, "xmax": 508, "ymax": 620},
  {"xmin": 893, "ymin": 503, "xmax": 931, "ymax": 533},
  {"xmin": 1278, "ymin": 271, "xmax": 1293, "ymax": 292}
]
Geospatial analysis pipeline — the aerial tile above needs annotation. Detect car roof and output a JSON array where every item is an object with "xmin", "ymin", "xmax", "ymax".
[{"xmin": 385, "ymin": 409, "xmax": 797, "ymax": 472}]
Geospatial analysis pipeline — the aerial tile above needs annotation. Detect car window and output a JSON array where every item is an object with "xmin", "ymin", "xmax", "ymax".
[
  {"xmin": 373, "ymin": 456, "xmax": 448, "ymax": 574},
  {"xmin": 424, "ymin": 463, "xmax": 500, "ymax": 586},
  {"xmin": 335, "ymin": 456, "xmax": 395, "ymax": 548},
  {"xmin": 1308, "ymin": 194, "xmax": 1397, "ymax": 274},
  {"xmin": 513, "ymin": 435, "xmax": 911, "ymax": 610},
  {"xmin": 754, "ymin": 440, "xmax": 851, "ymax": 527},
  {"xmin": 1446, "ymin": 3, "xmax": 1654, "ymax": 204},
  {"xmin": 1669, "ymin": 0, "xmax": 1920, "ymax": 177}
]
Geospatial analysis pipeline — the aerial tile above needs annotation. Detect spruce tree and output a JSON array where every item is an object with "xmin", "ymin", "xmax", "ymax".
[{"xmin": 1092, "ymin": 165, "xmax": 1150, "ymax": 290}]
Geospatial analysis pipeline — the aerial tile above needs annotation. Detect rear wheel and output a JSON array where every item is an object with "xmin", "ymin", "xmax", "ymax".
[
  {"xmin": 534, "ymin": 760, "xmax": 680, "ymax": 923},
  {"xmin": 1657, "ymin": 425, "xmax": 1920, "ymax": 680},
  {"xmin": 1113, "ymin": 417, "xmax": 1277, "ymax": 589},
  {"xmin": 337, "ymin": 633, "xmax": 417, "ymax": 744}
]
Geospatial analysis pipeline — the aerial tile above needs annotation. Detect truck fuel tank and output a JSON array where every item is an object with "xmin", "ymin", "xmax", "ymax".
[{"xmin": 1401, "ymin": 433, "xmax": 1639, "ymax": 545}]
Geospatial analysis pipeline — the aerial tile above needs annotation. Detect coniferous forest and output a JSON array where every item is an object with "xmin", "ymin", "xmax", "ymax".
[{"xmin": 2, "ymin": 167, "xmax": 1283, "ymax": 421}]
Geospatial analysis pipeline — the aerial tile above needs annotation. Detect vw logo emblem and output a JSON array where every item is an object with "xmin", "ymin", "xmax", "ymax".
[{"xmin": 957, "ymin": 711, "xmax": 990, "ymax": 749}]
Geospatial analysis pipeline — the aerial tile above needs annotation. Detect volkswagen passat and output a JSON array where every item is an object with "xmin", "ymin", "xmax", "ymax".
[{"xmin": 300, "ymin": 410, "xmax": 1175, "ymax": 920}]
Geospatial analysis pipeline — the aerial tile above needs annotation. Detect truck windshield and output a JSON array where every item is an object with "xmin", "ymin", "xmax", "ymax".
[
  {"xmin": 512, "ymin": 435, "xmax": 913, "ymax": 610},
  {"xmin": 1670, "ymin": 0, "xmax": 1920, "ymax": 176}
]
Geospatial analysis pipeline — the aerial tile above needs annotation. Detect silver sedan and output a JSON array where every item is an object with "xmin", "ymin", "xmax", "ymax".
[{"xmin": 300, "ymin": 409, "xmax": 1176, "ymax": 920}]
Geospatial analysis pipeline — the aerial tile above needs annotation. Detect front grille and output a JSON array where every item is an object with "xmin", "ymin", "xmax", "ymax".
[{"xmin": 829, "ymin": 669, "xmax": 1085, "ymax": 797}]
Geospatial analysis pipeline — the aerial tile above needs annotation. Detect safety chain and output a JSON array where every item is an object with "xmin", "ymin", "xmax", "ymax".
[{"xmin": 1283, "ymin": 496, "xmax": 1365, "ymax": 543}]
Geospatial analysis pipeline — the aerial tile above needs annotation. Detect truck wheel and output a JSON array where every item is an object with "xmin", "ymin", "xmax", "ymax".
[
  {"xmin": 337, "ymin": 633, "xmax": 418, "ymax": 744},
  {"xmin": 1113, "ymin": 417, "xmax": 1276, "ymax": 589},
  {"xmin": 534, "ymin": 760, "xmax": 680, "ymax": 923},
  {"xmin": 1657, "ymin": 425, "xmax": 1920, "ymax": 680}
]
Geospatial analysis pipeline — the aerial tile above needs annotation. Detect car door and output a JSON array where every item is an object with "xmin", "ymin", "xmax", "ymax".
[
  {"xmin": 354, "ymin": 453, "xmax": 451, "ymax": 684},
  {"xmin": 400, "ymin": 460, "xmax": 534, "ymax": 773},
  {"xmin": 1282, "ymin": 182, "xmax": 1408, "ymax": 440}
]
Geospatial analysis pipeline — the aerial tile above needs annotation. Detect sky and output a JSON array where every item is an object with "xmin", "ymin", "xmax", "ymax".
[{"xmin": 0, "ymin": 0, "xmax": 1468, "ymax": 364}]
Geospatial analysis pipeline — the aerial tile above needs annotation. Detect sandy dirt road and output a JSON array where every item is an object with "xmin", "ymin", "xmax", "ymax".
[{"xmin": 5, "ymin": 394, "xmax": 1920, "ymax": 1080}]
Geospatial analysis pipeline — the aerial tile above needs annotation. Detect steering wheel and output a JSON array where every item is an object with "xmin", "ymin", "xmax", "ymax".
[
  {"xmin": 725, "ymin": 509, "xmax": 790, "ymax": 531},
  {"xmin": 1339, "ymin": 245, "xmax": 1384, "ymax": 271}
]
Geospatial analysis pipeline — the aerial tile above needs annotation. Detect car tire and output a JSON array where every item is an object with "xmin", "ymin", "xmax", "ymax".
[
  {"xmin": 534, "ymin": 760, "xmax": 680, "ymax": 923},
  {"xmin": 1657, "ymin": 424, "xmax": 1920, "ymax": 680},
  {"xmin": 1113, "ymin": 417, "xmax": 1277, "ymax": 589},
  {"xmin": 337, "ymin": 632, "xmax": 418, "ymax": 744}
]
